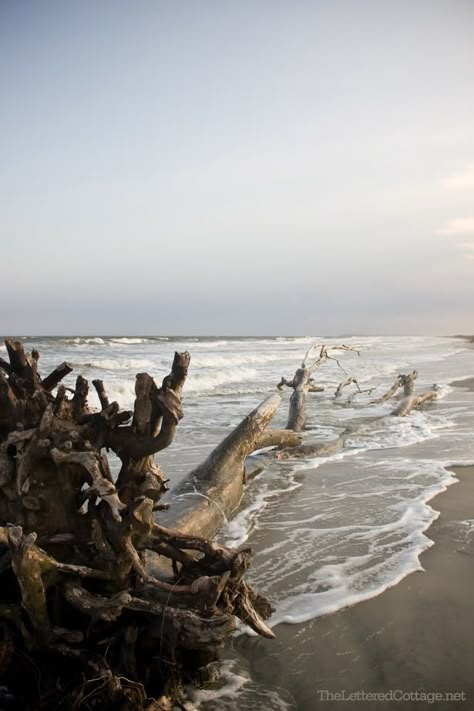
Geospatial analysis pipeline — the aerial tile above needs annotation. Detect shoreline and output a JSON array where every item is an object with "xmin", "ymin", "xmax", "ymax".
[
  {"xmin": 216, "ymin": 367, "xmax": 474, "ymax": 710},
  {"xmin": 230, "ymin": 465, "xmax": 474, "ymax": 710}
]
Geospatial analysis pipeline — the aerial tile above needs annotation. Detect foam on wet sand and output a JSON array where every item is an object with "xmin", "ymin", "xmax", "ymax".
[{"xmin": 225, "ymin": 465, "xmax": 474, "ymax": 710}]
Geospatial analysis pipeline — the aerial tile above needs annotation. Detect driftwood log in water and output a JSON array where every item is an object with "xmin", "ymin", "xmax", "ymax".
[
  {"xmin": 368, "ymin": 369, "xmax": 438, "ymax": 417},
  {"xmin": 391, "ymin": 386, "xmax": 439, "ymax": 416},
  {"xmin": 371, "ymin": 370, "xmax": 418, "ymax": 404},
  {"xmin": 271, "ymin": 429, "xmax": 351, "ymax": 461},
  {"xmin": 278, "ymin": 344, "xmax": 359, "ymax": 431},
  {"xmin": 334, "ymin": 377, "xmax": 375, "ymax": 403},
  {"xmin": 0, "ymin": 338, "xmax": 274, "ymax": 710}
]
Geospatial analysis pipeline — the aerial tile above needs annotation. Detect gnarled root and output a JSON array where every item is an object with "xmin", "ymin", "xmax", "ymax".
[{"xmin": 0, "ymin": 339, "xmax": 274, "ymax": 709}]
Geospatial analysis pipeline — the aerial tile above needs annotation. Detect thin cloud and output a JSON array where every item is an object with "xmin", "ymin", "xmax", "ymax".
[
  {"xmin": 442, "ymin": 164, "xmax": 474, "ymax": 190},
  {"xmin": 438, "ymin": 217, "xmax": 474, "ymax": 236},
  {"xmin": 461, "ymin": 242, "xmax": 474, "ymax": 260}
]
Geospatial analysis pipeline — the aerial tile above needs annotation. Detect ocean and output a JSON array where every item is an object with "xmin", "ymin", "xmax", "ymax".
[{"xmin": 5, "ymin": 335, "xmax": 473, "ymax": 709}]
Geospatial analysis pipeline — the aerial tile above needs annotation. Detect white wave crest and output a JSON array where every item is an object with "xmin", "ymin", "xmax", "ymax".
[
  {"xmin": 83, "ymin": 358, "xmax": 156, "ymax": 371},
  {"xmin": 100, "ymin": 381, "xmax": 136, "ymax": 409},
  {"xmin": 189, "ymin": 661, "xmax": 248, "ymax": 706},
  {"xmin": 187, "ymin": 660, "xmax": 294, "ymax": 710},
  {"xmin": 186, "ymin": 367, "xmax": 257, "ymax": 393},
  {"xmin": 65, "ymin": 337, "xmax": 105, "ymax": 345}
]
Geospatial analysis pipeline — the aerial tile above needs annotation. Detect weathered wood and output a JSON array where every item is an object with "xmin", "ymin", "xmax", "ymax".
[
  {"xmin": 334, "ymin": 377, "xmax": 374, "ymax": 403},
  {"xmin": 372, "ymin": 370, "xmax": 418, "ymax": 404},
  {"xmin": 392, "ymin": 387, "xmax": 439, "ymax": 416},
  {"xmin": 92, "ymin": 378, "xmax": 110, "ymax": 409},
  {"xmin": 370, "ymin": 371, "xmax": 437, "ymax": 416},
  {"xmin": 287, "ymin": 366, "xmax": 312, "ymax": 431},
  {"xmin": 5, "ymin": 338, "xmax": 31, "ymax": 377},
  {"xmin": 279, "ymin": 343, "xmax": 359, "ymax": 432},
  {"xmin": 335, "ymin": 376, "xmax": 358, "ymax": 398},
  {"xmin": 254, "ymin": 428, "xmax": 303, "ymax": 450},
  {"xmin": 157, "ymin": 394, "xmax": 281, "ymax": 539},
  {"xmin": 41, "ymin": 361, "xmax": 73, "ymax": 391},
  {"xmin": 402, "ymin": 370, "xmax": 418, "ymax": 395},
  {"xmin": 371, "ymin": 375, "xmax": 402, "ymax": 403},
  {"xmin": 106, "ymin": 352, "xmax": 190, "ymax": 462}
]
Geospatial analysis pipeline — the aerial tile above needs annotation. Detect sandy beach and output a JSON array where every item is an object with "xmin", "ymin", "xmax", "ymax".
[{"xmin": 230, "ymin": 464, "xmax": 474, "ymax": 710}]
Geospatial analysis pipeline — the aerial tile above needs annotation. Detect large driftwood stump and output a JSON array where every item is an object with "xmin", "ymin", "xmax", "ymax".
[{"xmin": 0, "ymin": 339, "xmax": 273, "ymax": 709}]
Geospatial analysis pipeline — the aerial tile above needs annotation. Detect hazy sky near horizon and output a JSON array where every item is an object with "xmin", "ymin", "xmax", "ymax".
[{"xmin": 1, "ymin": 0, "xmax": 473, "ymax": 335}]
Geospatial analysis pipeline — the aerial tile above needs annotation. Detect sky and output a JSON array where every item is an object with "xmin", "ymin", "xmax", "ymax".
[{"xmin": 1, "ymin": 0, "xmax": 473, "ymax": 335}]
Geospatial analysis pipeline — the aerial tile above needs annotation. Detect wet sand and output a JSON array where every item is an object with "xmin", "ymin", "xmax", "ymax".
[
  {"xmin": 231, "ymin": 465, "xmax": 474, "ymax": 710},
  {"xmin": 451, "ymin": 377, "xmax": 474, "ymax": 389}
]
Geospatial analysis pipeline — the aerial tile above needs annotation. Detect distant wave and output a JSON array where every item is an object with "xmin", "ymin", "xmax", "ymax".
[
  {"xmin": 82, "ymin": 358, "xmax": 156, "ymax": 371},
  {"xmin": 109, "ymin": 337, "xmax": 154, "ymax": 345},
  {"xmin": 64, "ymin": 337, "xmax": 106, "ymax": 345},
  {"xmin": 62, "ymin": 336, "xmax": 165, "ymax": 346},
  {"xmin": 192, "ymin": 353, "xmax": 287, "ymax": 368},
  {"xmin": 188, "ymin": 340, "xmax": 229, "ymax": 348}
]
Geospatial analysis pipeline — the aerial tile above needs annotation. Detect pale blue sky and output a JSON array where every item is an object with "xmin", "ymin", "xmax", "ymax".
[{"xmin": 1, "ymin": 0, "xmax": 473, "ymax": 335}]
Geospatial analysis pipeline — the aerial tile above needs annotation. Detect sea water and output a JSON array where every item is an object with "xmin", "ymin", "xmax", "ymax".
[{"xmin": 6, "ymin": 335, "xmax": 473, "ymax": 708}]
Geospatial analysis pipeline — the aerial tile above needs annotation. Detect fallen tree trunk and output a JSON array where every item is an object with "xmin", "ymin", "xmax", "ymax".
[
  {"xmin": 392, "ymin": 387, "xmax": 439, "ymax": 416},
  {"xmin": 0, "ymin": 339, "xmax": 274, "ymax": 709},
  {"xmin": 157, "ymin": 394, "xmax": 283, "ymax": 539}
]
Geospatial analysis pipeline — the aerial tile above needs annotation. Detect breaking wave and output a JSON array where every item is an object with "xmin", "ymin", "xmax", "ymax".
[{"xmin": 186, "ymin": 367, "xmax": 258, "ymax": 393}]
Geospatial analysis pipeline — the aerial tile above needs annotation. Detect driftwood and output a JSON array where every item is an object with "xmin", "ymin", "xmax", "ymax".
[
  {"xmin": 158, "ymin": 394, "xmax": 283, "ymax": 539},
  {"xmin": 278, "ymin": 344, "xmax": 359, "ymax": 431},
  {"xmin": 392, "ymin": 386, "xmax": 439, "ymax": 416},
  {"xmin": 272, "ymin": 430, "xmax": 350, "ymax": 461},
  {"xmin": 334, "ymin": 377, "xmax": 374, "ymax": 403},
  {"xmin": 371, "ymin": 370, "xmax": 418, "ymax": 404},
  {"xmin": 368, "ymin": 369, "xmax": 438, "ymax": 416},
  {"xmin": 0, "ymin": 338, "xmax": 274, "ymax": 709}
]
